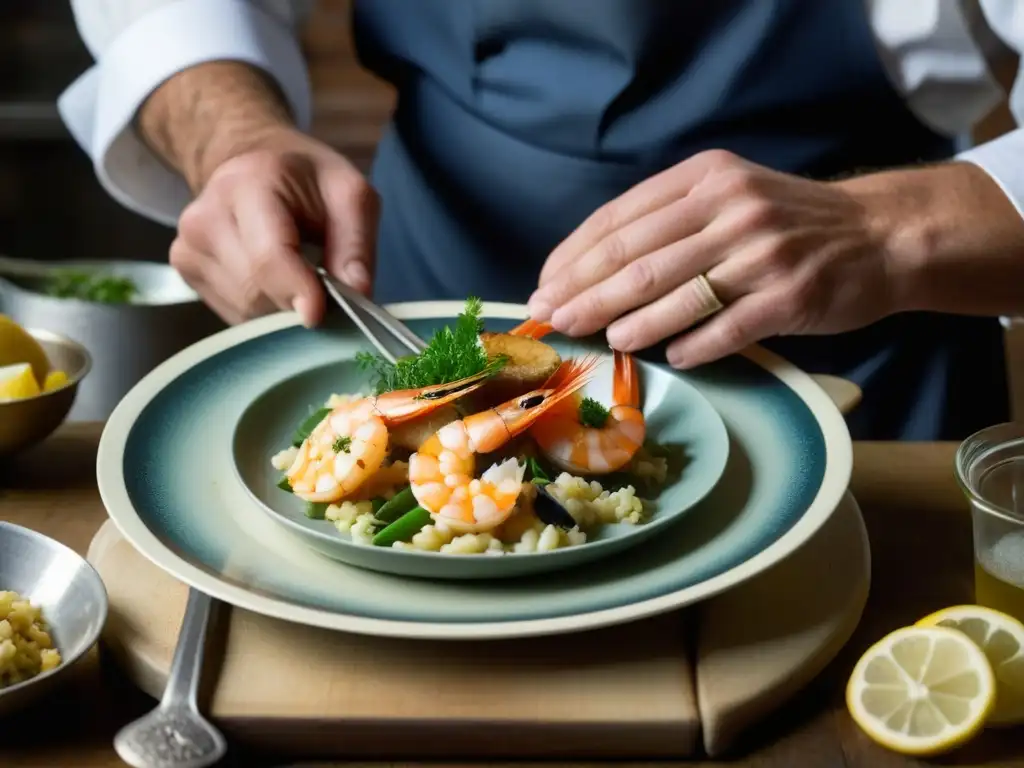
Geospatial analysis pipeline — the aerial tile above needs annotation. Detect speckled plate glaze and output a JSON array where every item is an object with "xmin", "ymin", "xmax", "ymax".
[
  {"xmin": 96, "ymin": 303, "xmax": 853, "ymax": 640},
  {"xmin": 231, "ymin": 343, "xmax": 730, "ymax": 579}
]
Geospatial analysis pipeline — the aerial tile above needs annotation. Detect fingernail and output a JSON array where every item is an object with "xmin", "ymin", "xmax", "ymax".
[
  {"xmin": 550, "ymin": 307, "xmax": 575, "ymax": 333},
  {"xmin": 292, "ymin": 296, "xmax": 314, "ymax": 328},
  {"xmin": 606, "ymin": 323, "xmax": 633, "ymax": 351},
  {"xmin": 344, "ymin": 262, "xmax": 371, "ymax": 293},
  {"xmin": 527, "ymin": 294, "xmax": 552, "ymax": 321},
  {"xmin": 666, "ymin": 348, "xmax": 685, "ymax": 368}
]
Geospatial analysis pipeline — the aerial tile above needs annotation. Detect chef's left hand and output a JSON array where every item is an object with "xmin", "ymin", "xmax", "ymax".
[{"xmin": 527, "ymin": 149, "xmax": 907, "ymax": 368}]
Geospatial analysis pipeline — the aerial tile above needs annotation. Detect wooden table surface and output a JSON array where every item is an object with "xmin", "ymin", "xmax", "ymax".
[{"xmin": 1, "ymin": 423, "xmax": 1022, "ymax": 768}]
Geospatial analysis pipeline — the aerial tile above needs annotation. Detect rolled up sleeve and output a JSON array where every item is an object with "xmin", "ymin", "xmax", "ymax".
[
  {"xmin": 58, "ymin": 0, "xmax": 313, "ymax": 227},
  {"xmin": 956, "ymin": 0, "xmax": 1024, "ymax": 220}
]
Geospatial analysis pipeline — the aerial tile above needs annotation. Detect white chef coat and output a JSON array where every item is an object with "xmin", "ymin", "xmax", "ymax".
[{"xmin": 56, "ymin": 0, "xmax": 1022, "ymax": 227}]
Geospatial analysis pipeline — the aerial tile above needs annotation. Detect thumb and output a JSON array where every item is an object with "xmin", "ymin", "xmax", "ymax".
[{"xmin": 319, "ymin": 168, "xmax": 380, "ymax": 296}]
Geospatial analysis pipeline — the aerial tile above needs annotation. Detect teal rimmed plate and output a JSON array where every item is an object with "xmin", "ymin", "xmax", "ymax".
[
  {"xmin": 231, "ymin": 341, "xmax": 730, "ymax": 579},
  {"xmin": 96, "ymin": 302, "xmax": 852, "ymax": 640}
]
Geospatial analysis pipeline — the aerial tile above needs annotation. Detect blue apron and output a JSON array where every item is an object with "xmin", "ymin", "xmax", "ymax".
[{"xmin": 351, "ymin": 0, "xmax": 1009, "ymax": 441}]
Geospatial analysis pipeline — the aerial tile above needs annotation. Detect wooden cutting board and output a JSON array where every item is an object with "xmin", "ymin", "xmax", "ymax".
[{"xmin": 86, "ymin": 485, "xmax": 869, "ymax": 760}]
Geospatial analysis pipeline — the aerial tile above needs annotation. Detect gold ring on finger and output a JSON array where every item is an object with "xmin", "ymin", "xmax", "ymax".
[{"xmin": 691, "ymin": 273, "xmax": 725, "ymax": 321}]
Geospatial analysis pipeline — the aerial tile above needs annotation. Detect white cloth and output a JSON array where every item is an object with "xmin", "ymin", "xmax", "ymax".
[{"xmin": 60, "ymin": 0, "xmax": 1023, "ymax": 229}]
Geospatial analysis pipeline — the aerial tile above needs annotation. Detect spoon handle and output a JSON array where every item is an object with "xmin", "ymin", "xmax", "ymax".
[{"xmin": 161, "ymin": 589, "xmax": 216, "ymax": 710}]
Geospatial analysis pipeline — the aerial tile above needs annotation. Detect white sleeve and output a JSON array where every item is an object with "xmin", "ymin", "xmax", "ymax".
[
  {"xmin": 58, "ymin": 0, "xmax": 315, "ymax": 227},
  {"xmin": 956, "ymin": 0, "xmax": 1024, "ymax": 221}
]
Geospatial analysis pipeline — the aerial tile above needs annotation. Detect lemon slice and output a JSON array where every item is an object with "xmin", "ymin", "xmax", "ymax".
[
  {"xmin": 0, "ymin": 315, "xmax": 49, "ymax": 383},
  {"xmin": 42, "ymin": 370, "xmax": 69, "ymax": 392},
  {"xmin": 917, "ymin": 605, "xmax": 1024, "ymax": 726},
  {"xmin": 0, "ymin": 362, "xmax": 42, "ymax": 401},
  {"xmin": 846, "ymin": 625, "xmax": 996, "ymax": 756}
]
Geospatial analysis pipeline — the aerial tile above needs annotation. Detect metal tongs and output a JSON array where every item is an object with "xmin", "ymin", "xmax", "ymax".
[
  {"xmin": 315, "ymin": 268, "xmax": 578, "ymax": 530},
  {"xmin": 316, "ymin": 266, "xmax": 427, "ymax": 364}
]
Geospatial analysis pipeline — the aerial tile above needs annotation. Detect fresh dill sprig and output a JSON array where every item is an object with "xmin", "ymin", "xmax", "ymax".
[
  {"xmin": 578, "ymin": 397, "xmax": 610, "ymax": 429},
  {"xmin": 356, "ymin": 297, "xmax": 506, "ymax": 393}
]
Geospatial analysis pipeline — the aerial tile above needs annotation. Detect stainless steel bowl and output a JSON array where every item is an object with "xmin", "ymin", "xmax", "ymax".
[
  {"xmin": 0, "ymin": 522, "xmax": 108, "ymax": 717},
  {"xmin": 0, "ymin": 328, "xmax": 92, "ymax": 456},
  {"xmin": 0, "ymin": 259, "xmax": 223, "ymax": 421}
]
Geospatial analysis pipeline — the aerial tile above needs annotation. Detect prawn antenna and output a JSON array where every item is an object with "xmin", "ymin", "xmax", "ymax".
[{"xmin": 543, "ymin": 354, "xmax": 601, "ymax": 394}]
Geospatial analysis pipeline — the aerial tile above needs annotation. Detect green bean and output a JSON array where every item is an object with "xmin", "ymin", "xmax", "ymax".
[
  {"xmin": 291, "ymin": 407, "xmax": 332, "ymax": 447},
  {"xmin": 277, "ymin": 476, "xmax": 292, "ymax": 492},
  {"xmin": 304, "ymin": 501, "xmax": 329, "ymax": 520},
  {"xmin": 372, "ymin": 486, "xmax": 418, "ymax": 525},
  {"xmin": 372, "ymin": 506, "xmax": 431, "ymax": 547}
]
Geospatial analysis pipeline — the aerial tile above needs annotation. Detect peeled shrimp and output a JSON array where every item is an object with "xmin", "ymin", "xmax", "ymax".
[
  {"xmin": 286, "ymin": 370, "xmax": 492, "ymax": 503},
  {"xmin": 409, "ymin": 356, "xmax": 599, "ymax": 534}
]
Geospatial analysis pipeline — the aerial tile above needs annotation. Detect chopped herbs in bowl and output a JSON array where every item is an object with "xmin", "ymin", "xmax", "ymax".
[{"xmin": 40, "ymin": 270, "xmax": 138, "ymax": 304}]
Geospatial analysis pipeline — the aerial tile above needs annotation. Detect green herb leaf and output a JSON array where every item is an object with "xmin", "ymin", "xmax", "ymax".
[
  {"xmin": 526, "ymin": 456, "xmax": 551, "ymax": 486},
  {"xmin": 578, "ymin": 397, "xmax": 610, "ymax": 429},
  {"xmin": 332, "ymin": 435, "xmax": 351, "ymax": 454},
  {"xmin": 357, "ymin": 297, "xmax": 507, "ymax": 394},
  {"xmin": 41, "ymin": 269, "xmax": 138, "ymax": 304}
]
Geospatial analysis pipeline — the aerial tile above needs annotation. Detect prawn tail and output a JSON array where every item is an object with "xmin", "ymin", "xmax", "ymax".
[
  {"xmin": 612, "ymin": 350, "xmax": 640, "ymax": 408},
  {"xmin": 508, "ymin": 318, "xmax": 554, "ymax": 340}
]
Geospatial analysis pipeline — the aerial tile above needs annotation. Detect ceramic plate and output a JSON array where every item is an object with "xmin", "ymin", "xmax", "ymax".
[
  {"xmin": 231, "ymin": 343, "xmax": 730, "ymax": 579},
  {"xmin": 96, "ymin": 303, "xmax": 852, "ymax": 640}
]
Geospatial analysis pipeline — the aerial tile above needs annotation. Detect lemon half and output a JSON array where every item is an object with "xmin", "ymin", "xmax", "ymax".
[
  {"xmin": 917, "ymin": 605, "xmax": 1024, "ymax": 726},
  {"xmin": 0, "ymin": 315, "xmax": 48, "ymax": 383},
  {"xmin": 846, "ymin": 625, "xmax": 996, "ymax": 756}
]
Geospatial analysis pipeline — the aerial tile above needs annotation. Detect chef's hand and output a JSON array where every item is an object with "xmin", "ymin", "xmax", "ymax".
[
  {"xmin": 527, "ymin": 149, "xmax": 1023, "ymax": 368},
  {"xmin": 170, "ymin": 126, "xmax": 379, "ymax": 326}
]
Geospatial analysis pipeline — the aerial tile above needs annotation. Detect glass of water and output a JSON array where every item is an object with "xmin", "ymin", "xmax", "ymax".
[{"xmin": 956, "ymin": 423, "xmax": 1024, "ymax": 623}]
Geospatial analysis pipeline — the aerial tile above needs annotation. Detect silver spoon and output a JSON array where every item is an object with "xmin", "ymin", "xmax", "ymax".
[{"xmin": 113, "ymin": 589, "xmax": 228, "ymax": 768}]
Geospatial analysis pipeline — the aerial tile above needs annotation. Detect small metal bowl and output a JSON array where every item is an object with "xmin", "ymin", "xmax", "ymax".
[
  {"xmin": 0, "ymin": 521, "xmax": 108, "ymax": 717},
  {"xmin": 0, "ymin": 328, "xmax": 92, "ymax": 456}
]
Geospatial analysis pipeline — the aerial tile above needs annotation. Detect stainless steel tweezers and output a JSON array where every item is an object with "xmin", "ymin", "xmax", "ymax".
[{"xmin": 316, "ymin": 266, "xmax": 428, "ymax": 363}]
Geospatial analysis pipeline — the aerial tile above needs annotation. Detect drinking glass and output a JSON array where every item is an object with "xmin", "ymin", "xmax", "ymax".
[{"xmin": 956, "ymin": 423, "xmax": 1024, "ymax": 623}]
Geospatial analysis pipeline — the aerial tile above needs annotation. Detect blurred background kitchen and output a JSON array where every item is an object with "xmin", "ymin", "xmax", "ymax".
[{"xmin": 1, "ymin": 1, "xmax": 1021, "ymax": 424}]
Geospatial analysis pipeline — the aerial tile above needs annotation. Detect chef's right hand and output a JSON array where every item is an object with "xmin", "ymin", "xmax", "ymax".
[{"xmin": 170, "ymin": 127, "xmax": 379, "ymax": 326}]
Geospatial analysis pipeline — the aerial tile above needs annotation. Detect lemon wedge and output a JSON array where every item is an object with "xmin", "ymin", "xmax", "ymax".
[
  {"xmin": 846, "ymin": 625, "xmax": 996, "ymax": 756},
  {"xmin": 42, "ymin": 370, "xmax": 69, "ymax": 392},
  {"xmin": 0, "ymin": 315, "xmax": 48, "ymax": 383},
  {"xmin": 0, "ymin": 362, "xmax": 42, "ymax": 402},
  {"xmin": 916, "ymin": 605, "xmax": 1024, "ymax": 726}
]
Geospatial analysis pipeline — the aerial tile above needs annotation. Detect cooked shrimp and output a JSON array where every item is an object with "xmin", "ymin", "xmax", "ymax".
[
  {"xmin": 409, "ymin": 356, "xmax": 599, "ymax": 534},
  {"xmin": 510, "ymin": 318, "xmax": 647, "ymax": 474},
  {"xmin": 529, "ymin": 349, "xmax": 646, "ymax": 475},
  {"xmin": 286, "ymin": 370, "xmax": 492, "ymax": 503}
]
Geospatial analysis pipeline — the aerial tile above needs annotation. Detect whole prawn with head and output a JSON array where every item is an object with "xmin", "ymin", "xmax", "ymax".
[
  {"xmin": 409, "ymin": 356, "xmax": 599, "ymax": 534},
  {"xmin": 285, "ymin": 370, "xmax": 493, "ymax": 503},
  {"xmin": 509, "ymin": 319, "xmax": 646, "ymax": 475}
]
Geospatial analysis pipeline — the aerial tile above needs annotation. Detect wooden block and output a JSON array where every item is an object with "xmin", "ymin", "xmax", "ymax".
[{"xmin": 88, "ymin": 522, "xmax": 700, "ymax": 759}]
